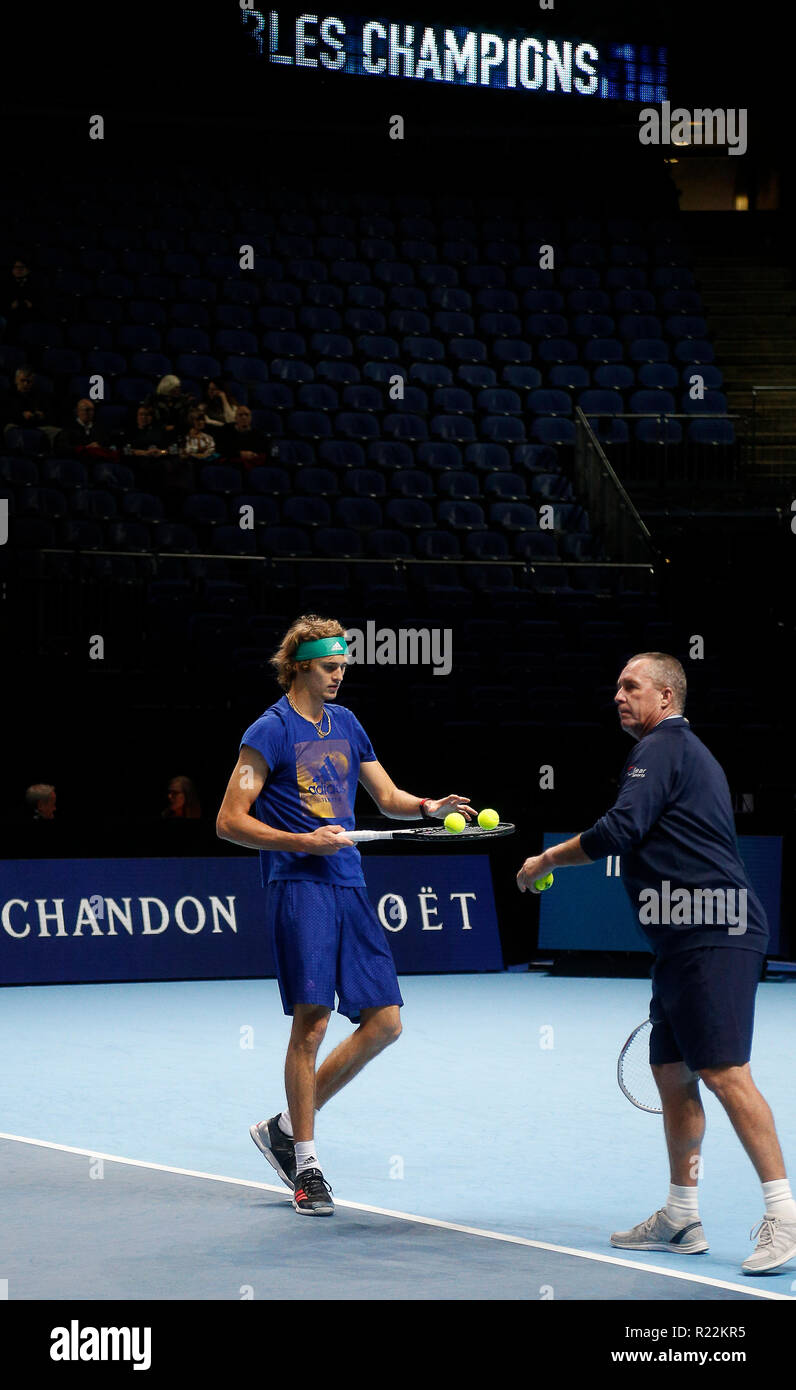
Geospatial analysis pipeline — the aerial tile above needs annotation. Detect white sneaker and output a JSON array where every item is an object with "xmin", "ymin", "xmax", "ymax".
[
  {"xmin": 742, "ymin": 1214, "xmax": 796, "ymax": 1274},
  {"xmin": 611, "ymin": 1208, "xmax": 709, "ymax": 1253}
]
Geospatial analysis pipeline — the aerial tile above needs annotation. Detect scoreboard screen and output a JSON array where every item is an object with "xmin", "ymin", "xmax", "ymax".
[{"xmin": 241, "ymin": 9, "xmax": 668, "ymax": 102}]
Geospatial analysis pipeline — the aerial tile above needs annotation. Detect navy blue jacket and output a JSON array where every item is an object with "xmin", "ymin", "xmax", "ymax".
[{"xmin": 579, "ymin": 716, "xmax": 768, "ymax": 957}]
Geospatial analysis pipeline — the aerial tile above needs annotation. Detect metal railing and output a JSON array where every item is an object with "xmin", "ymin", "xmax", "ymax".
[{"xmin": 573, "ymin": 408, "xmax": 657, "ymax": 563}]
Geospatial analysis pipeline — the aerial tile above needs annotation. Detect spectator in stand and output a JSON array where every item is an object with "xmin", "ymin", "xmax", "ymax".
[
  {"xmin": 2, "ymin": 366, "xmax": 56, "ymax": 440},
  {"xmin": 54, "ymin": 399, "xmax": 116, "ymax": 459},
  {"xmin": 161, "ymin": 775, "xmax": 202, "ymax": 820},
  {"xmin": 145, "ymin": 374, "xmax": 194, "ymax": 441},
  {"xmin": 24, "ymin": 784, "xmax": 57, "ymax": 820},
  {"xmin": 218, "ymin": 404, "xmax": 269, "ymax": 469},
  {"xmin": 122, "ymin": 404, "xmax": 168, "ymax": 457},
  {"xmin": 180, "ymin": 405, "xmax": 219, "ymax": 461},
  {"xmin": 4, "ymin": 258, "xmax": 38, "ymax": 330},
  {"xmin": 201, "ymin": 380, "xmax": 239, "ymax": 432}
]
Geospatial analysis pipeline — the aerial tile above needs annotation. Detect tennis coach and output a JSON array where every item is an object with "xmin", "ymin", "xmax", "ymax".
[{"xmin": 517, "ymin": 651, "xmax": 796, "ymax": 1275}]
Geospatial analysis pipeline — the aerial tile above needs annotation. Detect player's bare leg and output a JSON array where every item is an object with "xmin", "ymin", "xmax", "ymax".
[
  {"xmin": 698, "ymin": 1063, "xmax": 786, "ymax": 1181},
  {"xmin": 315, "ymin": 1005, "xmax": 402, "ymax": 1110},
  {"xmin": 652, "ymin": 1061, "xmax": 705, "ymax": 1185},
  {"xmin": 285, "ymin": 1003, "xmax": 331, "ymax": 1141}
]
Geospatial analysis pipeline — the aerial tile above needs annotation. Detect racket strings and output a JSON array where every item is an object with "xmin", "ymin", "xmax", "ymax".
[{"xmin": 618, "ymin": 1021, "xmax": 662, "ymax": 1113}]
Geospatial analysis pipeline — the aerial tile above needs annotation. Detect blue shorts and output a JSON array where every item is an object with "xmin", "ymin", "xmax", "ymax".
[
  {"xmin": 265, "ymin": 879, "xmax": 404, "ymax": 1024},
  {"xmin": 649, "ymin": 946, "xmax": 764, "ymax": 1071}
]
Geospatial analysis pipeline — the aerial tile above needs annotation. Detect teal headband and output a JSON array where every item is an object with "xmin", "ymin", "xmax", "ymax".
[{"xmin": 294, "ymin": 635, "xmax": 349, "ymax": 662}]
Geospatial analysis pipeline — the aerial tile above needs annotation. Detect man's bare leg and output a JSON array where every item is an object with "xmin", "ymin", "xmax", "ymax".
[
  {"xmin": 698, "ymin": 1063, "xmax": 786, "ymax": 1182},
  {"xmin": 652, "ymin": 1061, "xmax": 706, "ymax": 1185},
  {"xmin": 315, "ymin": 1005, "xmax": 402, "ymax": 1110},
  {"xmin": 284, "ymin": 1004, "xmax": 330, "ymax": 1142}
]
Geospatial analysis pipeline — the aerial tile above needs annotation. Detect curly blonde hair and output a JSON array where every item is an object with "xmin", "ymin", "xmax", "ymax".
[{"xmin": 270, "ymin": 614, "xmax": 347, "ymax": 691}]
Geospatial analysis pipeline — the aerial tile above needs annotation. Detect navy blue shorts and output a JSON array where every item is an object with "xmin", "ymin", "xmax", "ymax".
[
  {"xmin": 265, "ymin": 879, "xmax": 404, "ymax": 1024},
  {"xmin": 649, "ymin": 946, "xmax": 764, "ymax": 1071}
]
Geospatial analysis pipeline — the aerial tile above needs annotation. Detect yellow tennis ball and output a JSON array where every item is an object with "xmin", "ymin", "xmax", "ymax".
[
  {"xmin": 444, "ymin": 812, "xmax": 466, "ymax": 834},
  {"xmin": 534, "ymin": 872, "xmax": 554, "ymax": 892},
  {"xmin": 478, "ymin": 808, "xmax": 500, "ymax": 830}
]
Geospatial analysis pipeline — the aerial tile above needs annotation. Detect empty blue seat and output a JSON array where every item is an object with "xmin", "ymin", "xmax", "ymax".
[
  {"xmin": 630, "ymin": 390, "xmax": 676, "ymax": 414},
  {"xmin": 258, "ymin": 382, "xmax": 296, "ymax": 410},
  {"xmin": 342, "ymin": 384, "xmax": 382, "ymax": 412},
  {"xmin": 637, "ymin": 363, "xmax": 678, "ymax": 390},
  {"xmin": 578, "ymin": 389, "xmax": 624, "ymax": 416},
  {"xmin": 493, "ymin": 339, "xmax": 532, "ymax": 365},
  {"xmin": 181, "ymin": 494, "xmax": 225, "ymax": 524},
  {"xmin": 479, "ymin": 313, "xmax": 522, "ymax": 338},
  {"xmin": 514, "ymin": 530, "xmax": 558, "ymax": 560},
  {"xmin": 199, "ymin": 465, "xmax": 244, "ymax": 495},
  {"xmin": 449, "ymin": 339, "xmax": 488, "ymax": 365},
  {"xmin": 415, "ymin": 530, "xmax": 462, "ymax": 559},
  {"xmin": 391, "ymin": 470, "xmax": 433, "ymax": 498},
  {"xmin": 343, "ymin": 469, "xmax": 385, "ymax": 498},
  {"xmin": 483, "ymin": 473, "xmax": 528, "ymax": 500},
  {"xmin": 314, "ymin": 360, "xmax": 357, "ymax": 386},
  {"xmin": 531, "ymin": 474, "xmax": 575, "ymax": 501},
  {"xmin": 666, "ymin": 314, "xmax": 709, "ymax": 339},
  {"xmin": 260, "ymin": 526, "xmax": 312, "ymax": 556},
  {"xmin": 464, "ymin": 531, "xmax": 510, "ymax": 559},
  {"xmin": 529, "ymin": 389, "xmax": 572, "ymax": 416},
  {"xmin": 687, "ymin": 419, "xmax": 735, "ymax": 444},
  {"xmin": 385, "ymin": 498, "xmax": 434, "ymax": 530},
  {"xmin": 674, "ymin": 340, "xmax": 715, "ymax": 364},
  {"xmin": 537, "ymin": 339, "xmax": 578, "ymax": 365},
  {"xmin": 549, "ymin": 364, "xmax": 590, "ymax": 390},
  {"xmin": 335, "ymin": 412, "xmax": 380, "ymax": 442},
  {"xmin": 583, "ymin": 339, "xmax": 624, "ymax": 365},
  {"xmin": 247, "ymin": 466, "xmax": 289, "ymax": 495},
  {"xmin": 438, "ymin": 500, "xmax": 486, "ymax": 531},
  {"xmin": 531, "ymin": 418, "xmax": 576, "ymax": 446},
  {"xmin": 433, "ymin": 311, "xmax": 474, "ymax": 337},
  {"xmin": 465, "ymin": 443, "xmax": 511, "ymax": 473},
  {"xmin": 634, "ymin": 417, "xmax": 683, "ymax": 444},
  {"xmin": 458, "ymin": 364, "xmax": 498, "ymax": 389},
  {"xmin": 335, "ymin": 497, "xmax": 383, "ymax": 530},
  {"xmin": 681, "ymin": 390, "xmax": 728, "ymax": 415},
  {"xmin": 417, "ymin": 442, "xmax": 462, "ymax": 472},
  {"xmin": 437, "ymin": 471, "xmax": 480, "ymax": 499},
  {"xmin": 367, "ymin": 441, "xmax": 411, "ymax": 470},
  {"xmin": 501, "ymin": 365, "xmax": 543, "ymax": 391},
  {"xmin": 382, "ymin": 413, "xmax": 427, "ymax": 441},
  {"xmin": 483, "ymin": 417, "xmax": 526, "ymax": 443},
  {"xmin": 434, "ymin": 387, "xmax": 474, "ymax": 414},
  {"xmin": 432, "ymin": 415, "xmax": 476, "ymax": 444},
  {"xmin": 293, "ymin": 467, "xmax": 340, "ymax": 500},
  {"xmin": 283, "ymin": 496, "xmax": 332, "ymax": 528},
  {"xmin": 629, "ymin": 339, "xmax": 670, "ymax": 364},
  {"xmin": 490, "ymin": 502, "xmax": 538, "ymax": 531},
  {"xmin": 410, "ymin": 361, "xmax": 453, "ymax": 388},
  {"xmin": 478, "ymin": 388, "xmax": 521, "ymax": 416},
  {"xmin": 289, "ymin": 411, "xmax": 333, "ymax": 440}
]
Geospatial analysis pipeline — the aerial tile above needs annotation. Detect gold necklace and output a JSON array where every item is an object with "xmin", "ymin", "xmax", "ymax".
[{"xmin": 287, "ymin": 691, "xmax": 331, "ymax": 737}]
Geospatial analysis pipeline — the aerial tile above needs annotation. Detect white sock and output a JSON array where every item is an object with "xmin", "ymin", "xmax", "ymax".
[
  {"xmin": 664, "ymin": 1184, "xmax": 700, "ymax": 1224},
  {"xmin": 761, "ymin": 1179, "xmax": 796, "ymax": 1221},
  {"xmin": 277, "ymin": 1110, "xmax": 293, "ymax": 1137},
  {"xmin": 294, "ymin": 1140, "xmax": 319, "ymax": 1174}
]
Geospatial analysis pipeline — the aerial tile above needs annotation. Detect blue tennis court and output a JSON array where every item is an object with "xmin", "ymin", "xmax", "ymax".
[{"xmin": 1, "ymin": 973, "xmax": 793, "ymax": 1301}]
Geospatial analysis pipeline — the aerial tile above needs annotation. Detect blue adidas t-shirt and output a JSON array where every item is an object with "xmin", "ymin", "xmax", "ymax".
[
  {"xmin": 239, "ymin": 696, "xmax": 378, "ymax": 886},
  {"xmin": 579, "ymin": 716, "xmax": 769, "ymax": 957}
]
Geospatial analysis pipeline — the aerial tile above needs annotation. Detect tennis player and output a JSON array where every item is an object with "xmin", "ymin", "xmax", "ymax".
[
  {"xmin": 216, "ymin": 615, "xmax": 473, "ymax": 1215},
  {"xmin": 517, "ymin": 652, "xmax": 796, "ymax": 1274}
]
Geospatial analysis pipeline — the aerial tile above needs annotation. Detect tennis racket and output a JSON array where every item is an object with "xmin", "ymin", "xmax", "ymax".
[
  {"xmin": 348, "ymin": 821, "xmax": 515, "ymax": 844},
  {"xmin": 617, "ymin": 1019, "xmax": 662, "ymax": 1114}
]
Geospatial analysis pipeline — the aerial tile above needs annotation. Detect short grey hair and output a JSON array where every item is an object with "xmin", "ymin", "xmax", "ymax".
[{"xmin": 626, "ymin": 652, "xmax": 687, "ymax": 713}]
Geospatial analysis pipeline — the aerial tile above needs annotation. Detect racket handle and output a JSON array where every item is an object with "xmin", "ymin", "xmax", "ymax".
[{"xmin": 347, "ymin": 830, "xmax": 389, "ymax": 843}]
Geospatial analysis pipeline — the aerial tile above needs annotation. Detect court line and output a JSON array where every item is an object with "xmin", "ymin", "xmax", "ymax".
[{"xmin": 1, "ymin": 1131, "xmax": 792, "ymax": 1301}]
